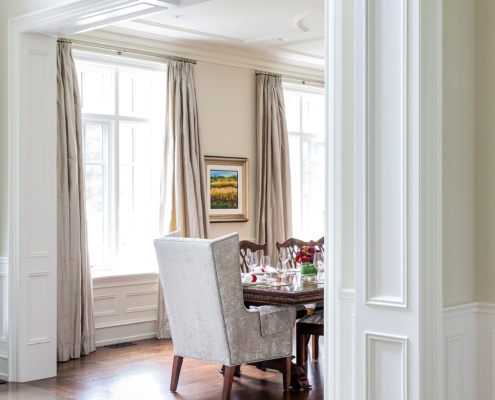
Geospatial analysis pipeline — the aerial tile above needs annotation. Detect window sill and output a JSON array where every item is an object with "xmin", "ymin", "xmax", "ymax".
[{"xmin": 92, "ymin": 269, "xmax": 159, "ymax": 289}]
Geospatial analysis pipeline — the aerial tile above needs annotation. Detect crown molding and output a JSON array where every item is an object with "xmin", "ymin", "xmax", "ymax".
[{"xmin": 73, "ymin": 28, "xmax": 325, "ymax": 81}]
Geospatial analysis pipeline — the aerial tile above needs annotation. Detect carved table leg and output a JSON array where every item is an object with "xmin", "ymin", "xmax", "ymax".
[{"xmin": 248, "ymin": 357, "xmax": 311, "ymax": 390}]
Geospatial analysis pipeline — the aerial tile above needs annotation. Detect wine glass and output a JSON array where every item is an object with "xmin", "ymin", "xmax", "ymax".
[
  {"xmin": 279, "ymin": 247, "xmax": 290, "ymax": 269},
  {"xmin": 260, "ymin": 255, "xmax": 270, "ymax": 270},
  {"xmin": 276, "ymin": 261, "xmax": 286, "ymax": 284},
  {"xmin": 247, "ymin": 252, "xmax": 258, "ymax": 274},
  {"xmin": 314, "ymin": 252, "xmax": 324, "ymax": 282},
  {"xmin": 259, "ymin": 255, "xmax": 271, "ymax": 282}
]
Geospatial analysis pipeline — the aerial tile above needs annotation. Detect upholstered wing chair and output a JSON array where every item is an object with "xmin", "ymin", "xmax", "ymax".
[{"xmin": 154, "ymin": 233, "xmax": 296, "ymax": 400}]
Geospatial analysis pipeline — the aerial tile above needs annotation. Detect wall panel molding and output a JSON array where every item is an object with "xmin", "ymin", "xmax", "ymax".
[
  {"xmin": 365, "ymin": 0, "xmax": 408, "ymax": 308},
  {"xmin": 93, "ymin": 273, "xmax": 159, "ymax": 347},
  {"xmin": 0, "ymin": 257, "xmax": 7, "ymax": 344},
  {"xmin": 445, "ymin": 333, "xmax": 467, "ymax": 400},
  {"xmin": 366, "ymin": 332, "xmax": 408, "ymax": 400}
]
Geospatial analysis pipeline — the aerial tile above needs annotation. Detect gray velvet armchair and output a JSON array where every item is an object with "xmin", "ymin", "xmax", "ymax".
[{"xmin": 154, "ymin": 233, "xmax": 296, "ymax": 400}]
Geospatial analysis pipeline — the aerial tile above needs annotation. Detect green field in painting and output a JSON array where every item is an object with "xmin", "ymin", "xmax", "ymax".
[{"xmin": 210, "ymin": 175, "xmax": 238, "ymax": 209}]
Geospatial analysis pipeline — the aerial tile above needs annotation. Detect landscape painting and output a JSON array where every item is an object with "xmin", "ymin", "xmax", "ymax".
[
  {"xmin": 204, "ymin": 156, "xmax": 249, "ymax": 222},
  {"xmin": 210, "ymin": 170, "xmax": 238, "ymax": 209}
]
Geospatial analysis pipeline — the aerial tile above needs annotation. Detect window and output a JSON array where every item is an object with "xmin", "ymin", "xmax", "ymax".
[
  {"xmin": 284, "ymin": 83, "xmax": 325, "ymax": 240},
  {"xmin": 75, "ymin": 52, "xmax": 166, "ymax": 274}
]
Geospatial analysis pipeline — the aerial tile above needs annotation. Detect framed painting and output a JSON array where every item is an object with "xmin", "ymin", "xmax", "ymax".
[{"xmin": 204, "ymin": 156, "xmax": 249, "ymax": 222}]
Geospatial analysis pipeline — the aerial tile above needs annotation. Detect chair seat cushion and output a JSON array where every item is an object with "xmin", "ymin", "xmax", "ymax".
[
  {"xmin": 250, "ymin": 305, "xmax": 296, "ymax": 336},
  {"xmin": 298, "ymin": 310, "xmax": 324, "ymax": 325}
]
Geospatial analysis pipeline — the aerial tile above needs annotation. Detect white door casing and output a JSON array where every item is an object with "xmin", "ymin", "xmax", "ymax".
[
  {"xmin": 7, "ymin": 0, "xmax": 190, "ymax": 383},
  {"xmin": 354, "ymin": 0, "xmax": 442, "ymax": 399}
]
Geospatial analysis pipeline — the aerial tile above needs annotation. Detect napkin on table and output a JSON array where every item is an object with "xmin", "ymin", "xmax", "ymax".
[{"xmin": 242, "ymin": 273, "xmax": 267, "ymax": 283}]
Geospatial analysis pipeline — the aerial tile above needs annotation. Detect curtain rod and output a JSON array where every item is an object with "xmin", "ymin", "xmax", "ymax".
[
  {"xmin": 255, "ymin": 70, "xmax": 324, "ymax": 86},
  {"xmin": 57, "ymin": 38, "xmax": 197, "ymax": 64}
]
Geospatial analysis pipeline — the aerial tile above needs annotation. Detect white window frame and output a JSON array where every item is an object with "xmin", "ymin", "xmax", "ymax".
[
  {"xmin": 74, "ymin": 50, "xmax": 166, "ymax": 275},
  {"xmin": 283, "ymin": 82, "xmax": 326, "ymax": 241}
]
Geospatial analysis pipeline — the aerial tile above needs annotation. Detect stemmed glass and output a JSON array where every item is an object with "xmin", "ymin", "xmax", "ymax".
[
  {"xmin": 314, "ymin": 252, "xmax": 324, "ymax": 283},
  {"xmin": 276, "ymin": 261, "xmax": 286, "ymax": 285},
  {"xmin": 247, "ymin": 252, "xmax": 258, "ymax": 274},
  {"xmin": 260, "ymin": 255, "xmax": 271, "ymax": 282},
  {"xmin": 279, "ymin": 247, "xmax": 290, "ymax": 270}
]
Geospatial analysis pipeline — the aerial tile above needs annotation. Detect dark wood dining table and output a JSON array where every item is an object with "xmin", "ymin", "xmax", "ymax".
[
  {"xmin": 243, "ymin": 275, "xmax": 324, "ymax": 307},
  {"xmin": 242, "ymin": 273, "xmax": 324, "ymax": 390}
]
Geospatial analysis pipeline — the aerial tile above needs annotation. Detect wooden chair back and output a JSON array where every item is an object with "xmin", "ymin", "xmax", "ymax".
[
  {"xmin": 275, "ymin": 237, "xmax": 324, "ymax": 269},
  {"xmin": 239, "ymin": 240, "xmax": 267, "ymax": 273}
]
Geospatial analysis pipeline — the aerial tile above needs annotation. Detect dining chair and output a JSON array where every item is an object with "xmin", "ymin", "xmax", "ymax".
[
  {"xmin": 239, "ymin": 240, "xmax": 267, "ymax": 273},
  {"xmin": 276, "ymin": 236, "xmax": 324, "ymax": 358},
  {"xmin": 275, "ymin": 236, "xmax": 324, "ymax": 270},
  {"xmin": 296, "ymin": 310, "xmax": 324, "ymax": 367},
  {"xmin": 154, "ymin": 233, "xmax": 296, "ymax": 400}
]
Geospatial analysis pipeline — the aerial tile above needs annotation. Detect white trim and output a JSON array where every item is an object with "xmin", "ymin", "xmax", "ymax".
[
  {"xmin": 0, "ymin": 352, "xmax": 8, "ymax": 360},
  {"xmin": 6, "ymin": 0, "xmax": 188, "ymax": 383},
  {"xmin": 366, "ymin": 332, "xmax": 408, "ymax": 400},
  {"xmin": 93, "ymin": 272, "xmax": 158, "ymax": 288},
  {"xmin": 95, "ymin": 316, "xmax": 157, "ymax": 330},
  {"xmin": 445, "ymin": 333, "xmax": 467, "ymax": 400},
  {"xmin": 11, "ymin": 0, "xmax": 174, "ymax": 36},
  {"xmin": 339, "ymin": 288, "xmax": 356, "ymax": 300},
  {"xmin": 95, "ymin": 332, "xmax": 158, "ymax": 347},
  {"xmin": 420, "ymin": 0, "xmax": 443, "ymax": 397},
  {"xmin": 73, "ymin": 29, "xmax": 324, "ymax": 82},
  {"xmin": 325, "ymin": 0, "xmax": 342, "ymax": 398},
  {"xmin": 365, "ymin": 0, "xmax": 408, "ymax": 309}
]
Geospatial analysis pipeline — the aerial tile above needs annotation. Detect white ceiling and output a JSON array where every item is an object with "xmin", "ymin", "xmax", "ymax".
[{"xmin": 107, "ymin": 0, "xmax": 325, "ymax": 69}]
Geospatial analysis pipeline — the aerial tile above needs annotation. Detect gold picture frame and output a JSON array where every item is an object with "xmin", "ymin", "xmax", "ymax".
[{"xmin": 204, "ymin": 156, "xmax": 249, "ymax": 222}]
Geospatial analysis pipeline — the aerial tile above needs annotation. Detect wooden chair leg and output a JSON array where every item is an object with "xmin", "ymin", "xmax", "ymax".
[
  {"xmin": 222, "ymin": 366, "xmax": 236, "ymax": 400},
  {"xmin": 220, "ymin": 365, "xmax": 241, "ymax": 377},
  {"xmin": 170, "ymin": 356, "xmax": 183, "ymax": 392},
  {"xmin": 296, "ymin": 324, "xmax": 307, "ymax": 367},
  {"xmin": 282, "ymin": 356, "xmax": 292, "ymax": 391},
  {"xmin": 312, "ymin": 335, "xmax": 320, "ymax": 359}
]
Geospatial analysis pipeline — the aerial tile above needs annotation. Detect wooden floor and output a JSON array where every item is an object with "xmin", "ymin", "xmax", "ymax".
[{"xmin": 1, "ymin": 337, "xmax": 324, "ymax": 399}]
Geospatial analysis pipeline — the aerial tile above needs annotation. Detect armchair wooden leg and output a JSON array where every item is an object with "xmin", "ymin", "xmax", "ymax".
[
  {"xmin": 312, "ymin": 335, "xmax": 320, "ymax": 359},
  {"xmin": 282, "ymin": 356, "xmax": 292, "ymax": 391},
  {"xmin": 170, "ymin": 356, "xmax": 183, "ymax": 392},
  {"xmin": 220, "ymin": 365, "xmax": 241, "ymax": 377},
  {"xmin": 222, "ymin": 366, "xmax": 236, "ymax": 400}
]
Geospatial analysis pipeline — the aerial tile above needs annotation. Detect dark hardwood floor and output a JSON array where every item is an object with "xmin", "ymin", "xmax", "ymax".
[{"xmin": 2, "ymin": 337, "xmax": 324, "ymax": 399}]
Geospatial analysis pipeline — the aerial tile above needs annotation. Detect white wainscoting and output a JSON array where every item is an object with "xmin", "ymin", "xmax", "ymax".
[
  {"xmin": 442, "ymin": 302, "xmax": 495, "ymax": 400},
  {"xmin": 93, "ymin": 272, "xmax": 159, "ymax": 347},
  {"xmin": 0, "ymin": 257, "xmax": 7, "ymax": 380}
]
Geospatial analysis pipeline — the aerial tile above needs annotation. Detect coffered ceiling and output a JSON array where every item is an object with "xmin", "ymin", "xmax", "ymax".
[{"xmin": 105, "ymin": 0, "xmax": 325, "ymax": 70}]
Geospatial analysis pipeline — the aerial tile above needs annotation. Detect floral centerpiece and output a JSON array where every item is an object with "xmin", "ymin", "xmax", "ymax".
[{"xmin": 295, "ymin": 245, "xmax": 320, "ymax": 276}]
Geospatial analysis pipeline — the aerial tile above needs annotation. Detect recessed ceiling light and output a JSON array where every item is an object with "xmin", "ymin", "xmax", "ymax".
[
  {"xmin": 172, "ymin": 14, "xmax": 185, "ymax": 19},
  {"xmin": 278, "ymin": 37, "xmax": 291, "ymax": 41}
]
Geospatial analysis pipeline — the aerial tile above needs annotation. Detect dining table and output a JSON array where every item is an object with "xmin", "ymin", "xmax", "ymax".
[{"xmin": 242, "ymin": 272, "xmax": 324, "ymax": 390}]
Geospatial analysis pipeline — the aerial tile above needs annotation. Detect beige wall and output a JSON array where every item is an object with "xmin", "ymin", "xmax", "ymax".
[
  {"xmin": 475, "ymin": 0, "xmax": 495, "ymax": 302},
  {"xmin": 442, "ymin": 0, "xmax": 476, "ymax": 306},
  {"xmin": 194, "ymin": 61, "xmax": 257, "ymax": 241}
]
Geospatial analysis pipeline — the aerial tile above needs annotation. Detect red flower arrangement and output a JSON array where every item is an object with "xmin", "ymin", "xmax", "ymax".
[{"xmin": 295, "ymin": 245, "xmax": 321, "ymax": 264}]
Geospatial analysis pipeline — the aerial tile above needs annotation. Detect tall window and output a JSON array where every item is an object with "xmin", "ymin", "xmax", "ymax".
[
  {"xmin": 284, "ymin": 83, "xmax": 325, "ymax": 240},
  {"xmin": 74, "ymin": 52, "xmax": 166, "ymax": 274}
]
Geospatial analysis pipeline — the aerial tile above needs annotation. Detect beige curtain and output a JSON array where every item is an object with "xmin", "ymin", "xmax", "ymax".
[
  {"xmin": 57, "ymin": 41, "xmax": 96, "ymax": 361},
  {"xmin": 157, "ymin": 60, "xmax": 209, "ymax": 339},
  {"xmin": 256, "ymin": 73, "xmax": 292, "ymax": 262}
]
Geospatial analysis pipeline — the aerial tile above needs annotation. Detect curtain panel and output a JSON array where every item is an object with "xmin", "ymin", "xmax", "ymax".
[
  {"xmin": 255, "ymin": 74, "xmax": 293, "ymax": 262},
  {"xmin": 56, "ymin": 41, "xmax": 96, "ymax": 361},
  {"xmin": 157, "ymin": 60, "xmax": 209, "ymax": 339}
]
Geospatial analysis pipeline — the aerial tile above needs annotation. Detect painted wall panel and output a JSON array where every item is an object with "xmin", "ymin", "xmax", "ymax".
[
  {"xmin": 366, "ymin": 333, "xmax": 407, "ymax": 400},
  {"xmin": 366, "ymin": 0, "xmax": 406, "ymax": 306}
]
